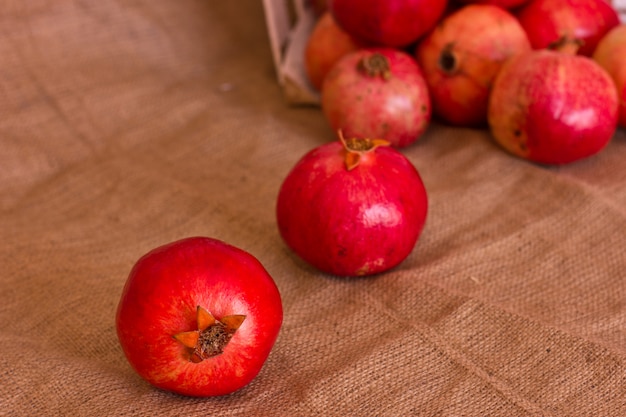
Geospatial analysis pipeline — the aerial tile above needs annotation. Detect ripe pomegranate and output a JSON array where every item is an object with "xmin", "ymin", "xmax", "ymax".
[
  {"xmin": 304, "ymin": 12, "xmax": 362, "ymax": 91},
  {"xmin": 329, "ymin": 0, "xmax": 448, "ymax": 47},
  {"xmin": 321, "ymin": 48, "xmax": 431, "ymax": 148},
  {"xmin": 276, "ymin": 131, "xmax": 428, "ymax": 277},
  {"xmin": 488, "ymin": 45, "xmax": 619, "ymax": 164},
  {"xmin": 116, "ymin": 237, "xmax": 283, "ymax": 397},
  {"xmin": 593, "ymin": 24, "xmax": 626, "ymax": 128},
  {"xmin": 415, "ymin": 4, "xmax": 531, "ymax": 127},
  {"xmin": 515, "ymin": 0, "xmax": 620, "ymax": 56}
]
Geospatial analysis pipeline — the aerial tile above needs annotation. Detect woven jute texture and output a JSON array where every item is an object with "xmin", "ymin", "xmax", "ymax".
[{"xmin": 1, "ymin": 1, "xmax": 625, "ymax": 416}]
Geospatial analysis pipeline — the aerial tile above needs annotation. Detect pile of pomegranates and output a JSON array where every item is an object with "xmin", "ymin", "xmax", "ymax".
[
  {"xmin": 279, "ymin": 0, "xmax": 624, "ymax": 276},
  {"xmin": 281, "ymin": 0, "xmax": 624, "ymax": 277},
  {"xmin": 304, "ymin": 0, "xmax": 624, "ymax": 160}
]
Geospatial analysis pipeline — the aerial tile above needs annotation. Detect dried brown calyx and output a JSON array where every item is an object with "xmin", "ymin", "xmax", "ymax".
[
  {"xmin": 173, "ymin": 305, "xmax": 246, "ymax": 363},
  {"xmin": 338, "ymin": 129, "xmax": 390, "ymax": 170},
  {"xmin": 439, "ymin": 43, "xmax": 458, "ymax": 74},
  {"xmin": 548, "ymin": 35, "xmax": 584, "ymax": 55},
  {"xmin": 357, "ymin": 52, "xmax": 392, "ymax": 80}
]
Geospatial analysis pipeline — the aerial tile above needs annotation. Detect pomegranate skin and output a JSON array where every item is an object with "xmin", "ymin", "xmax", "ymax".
[
  {"xmin": 276, "ymin": 139, "xmax": 428, "ymax": 277},
  {"xmin": 329, "ymin": 0, "xmax": 447, "ymax": 47},
  {"xmin": 416, "ymin": 4, "xmax": 531, "ymax": 127},
  {"xmin": 515, "ymin": 0, "xmax": 620, "ymax": 56},
  {"xmin": 488, "ymin": 49, "xmax": 618, "ymax": 164},
  {"xmin": 592, "ymin": 24, "xmax": 626, "ymax": 128},
  {"xmin": 305, "ymin": 12, "xmax": 362, "ymax": 90},
  {"xmin": 321, "ymin": 48, "xmax": 431, "ymax": 148}
]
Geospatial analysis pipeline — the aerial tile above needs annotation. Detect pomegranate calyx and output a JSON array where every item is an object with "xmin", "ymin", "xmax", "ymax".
[
  {"xmin": 173, "ymin": 305, "xmax": 246, "ymax": 362},
  {"xmin": 438, "ymin": 43, "xmax": 458, "ymax": 74},
  {"xmin": 357, "ymin": 52, "xmax": 391, "ymax": 80},
  {"xmin": 337, "ymin": 129, "xmax": 390, "ymax": 170},
  {"xmin": 172, "ymin": 330, "xmax": 200, "ymax": 348},
  {"xmin": 547, "ymin": 35, "xmax": 583, "ymax": 55}
]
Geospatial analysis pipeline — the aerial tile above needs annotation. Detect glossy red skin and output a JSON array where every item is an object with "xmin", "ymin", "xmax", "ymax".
[
  {"xmin": 276, "ymin": 141, "xmax": 428, "ymax": 277},
  {"xmin": 116, "ymin": 237, "xmax": 283, "ymax": 397},
  {"xmin": 593, "ymin": 24, "xmax": 626, "ymax": 128},
  {"xmin": 488, "ymin": 49, "xmax": 618, "ymax": 164},
  {"xmin": 515, "ymin": 0, "xmax": 620, "ymax": 56},
  {"xmin": 321, "ymin": 48, "xmax": 432, "ymax": 148},
  {"xmin": 416, "ymin": 5, "xmax": 531, "ymax": 127},
  {"xmin": 305, "ymin": 12, "xmax": 362, "ymax": 90},
  {"xmin": 329, "ymin": 0, "xmax": 447, "ymax": 47}
]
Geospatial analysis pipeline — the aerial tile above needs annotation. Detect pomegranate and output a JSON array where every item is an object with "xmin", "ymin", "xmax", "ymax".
[
  {"xmin": 593, "ymin": 24, "xmax": 626, "ymax": 128},
  {"xmin": 415, "ymin": 4, "xmax": 531, "ymax": 127},
  {"xmin": 276, "ymin": 131, "xmax": 428, "ymax": 277},
  {"xmin": 321, "ymin": 48, "xmax": 431, "ymax": 148},
  {"xmin": 515, "ymin": 0, "xmax": 620, "ymax": 56},
  {"xmin": 488, "ymin": 46, "xmax": 619, "ymax": 164},
  {"xmin": 304, "ymin": 12, "xmax": 362, "ymax": 91},
  {"xmin": 116, "ymin": 237, "xmax": 283, "ymax": 397},
  {"xmin": 329, "ymin": 0, "xmax": 448, "ymax": 47}
]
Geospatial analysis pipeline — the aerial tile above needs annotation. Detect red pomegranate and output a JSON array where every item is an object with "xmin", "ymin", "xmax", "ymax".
[
  {"xmin": 329, "ymin": 0, "xmax": 448, "ymax": 47},
  {"xmin": 593, "ymin": 24, "xmax": 626, "ymax": 128},
  {"xmin": 415, "ymin": 4, "xmax": 531, "ymax": 127},
  {"xmin": 305, "ymin": 12, "xmax": 362, "ymax": 90},
  {"xmin": 515, "ymin": 0, "xmax": 620, "ymax": 56},
  {"xmin": 488, "ymin": 45, "xmax": 619, "ymax": 164},
  {"xmin": 276, "ymin": 131, "xmax": 428, "ymax": 277},
  {"xmin": 321, "ymin": 48, "xmax": 431, "ymax": 148},
  {"xmin": 116, "ymin": 237, "xmax": 283, "ymax": 397}
]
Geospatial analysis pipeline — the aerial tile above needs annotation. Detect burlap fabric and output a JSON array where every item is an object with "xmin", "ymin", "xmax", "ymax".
[{"xmin": 1, "ymin": 1, "xmax": 625, "ymax": 415}]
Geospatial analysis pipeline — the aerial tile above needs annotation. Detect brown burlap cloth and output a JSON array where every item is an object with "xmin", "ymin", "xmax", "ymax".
[{"xmin": 1, "ymin": 1, "xmax": 625, "ymax": 416}]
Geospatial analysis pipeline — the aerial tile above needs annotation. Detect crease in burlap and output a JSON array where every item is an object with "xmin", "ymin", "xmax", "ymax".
[{"xmin": 1, "ymin": 1, "xmax": 625, "ymax": 416}]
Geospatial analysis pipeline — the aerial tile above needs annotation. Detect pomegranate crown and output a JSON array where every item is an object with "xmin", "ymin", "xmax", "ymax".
[
  {"xmin": 357, "ymin": 52, "xmax": 392, "ymax": 80},
  {"xmin": 337, "ymin": 129, "xmax": 390, "ymax": 170}
]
